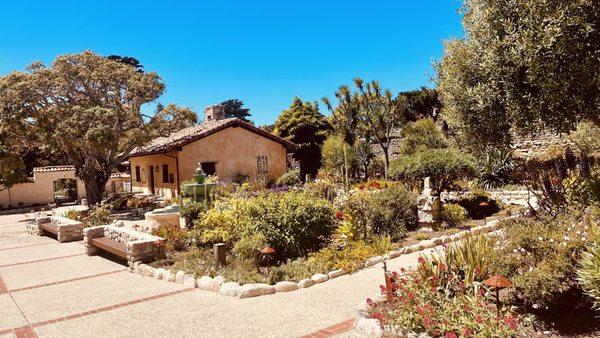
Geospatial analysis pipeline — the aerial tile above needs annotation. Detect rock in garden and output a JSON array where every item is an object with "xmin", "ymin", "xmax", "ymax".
[
  {"xmin": 154, "ymin": 268, "xmax": 165, "ymax": 280},
  {"xmin": 183, "ymin": 274, "xmax": 196, "ymax": 287},
  {"xmin": 355, "ymin": 317, "xmax": 383, "ymax": 337},
  {"xmin": 365, "ymin": 256, "xmax": 385, "ymax": 267},
  {"xmin": 238, "ymin": 283, "xmax": 276, "ymax": 298},
  {"xmin": 385, "ymin": 250, "xmax": 402, "ymax": 260},
  {"xmin": 213, "ymin": 275, "xmax": 226, "ymax": 286},
  {"xmin": 311, "ymin": 273, "xmax": 329, "ymax": 283},
  {"xmin": 197, "ymin": 276, "xmax": 219, "ymax": 291},
  {"xmin": 298, "ymin": 279, "xmax": 314, "ymax": 288},
  {"xmin": 219, "ymin": 282, "xmax": 240, "ymax": 297},
  {"xmin": 275, "ymin": 281, "xmax": 298, "ymax": 292},
  {"xmin": 175, "ymin": 270, "xmax": 186, "ymax": 284},
  {"xmin": 327, "ymin": 269, "xmax": 347, "ymax": 279}
]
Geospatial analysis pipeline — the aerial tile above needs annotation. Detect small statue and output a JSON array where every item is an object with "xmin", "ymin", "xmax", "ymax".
[{"xmin": 417, "ymin": 177, "xmax": 442, "ymax": 230}]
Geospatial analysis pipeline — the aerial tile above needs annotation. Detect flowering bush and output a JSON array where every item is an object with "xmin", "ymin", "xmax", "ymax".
[
  {"xmin": 491, "ymin": 213, "xmax": 594, "ymax": 309},
  {"xmin": 578, "ymin": 232, "xmax": 600, "ymax": 311},
  {"xmin": 369, "ymin": 263, "xmax": 531, "ymax": 337},
  {"xmin": 441, "ymin": 203, "xmax": 468, "ymax": 228}
]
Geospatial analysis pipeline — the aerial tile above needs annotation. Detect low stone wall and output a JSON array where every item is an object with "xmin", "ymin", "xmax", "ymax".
[
  {"xmin": 131, "ymin": 220, "xmax": 503, "ymax": 299},
  {"xmin": 442, "ymin": 189, "xmax": 537, "ymax": 208},
  {"xmin": 83, "ymin": 224, "xmax": 164, "ymax": 267},
  {"xmin": 27, "ymin": 215, "xmax": 84, "ymax": 242}
]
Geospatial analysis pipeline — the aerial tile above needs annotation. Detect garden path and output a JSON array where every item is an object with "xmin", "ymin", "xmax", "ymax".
[{"xmin": 0, "ymin": 211, "xmax": 428, "ymax": 338}]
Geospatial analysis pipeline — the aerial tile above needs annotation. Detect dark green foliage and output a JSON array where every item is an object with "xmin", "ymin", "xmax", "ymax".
[
  {"xmin": 242, "ymin": 191, "xmax": 336, "ymax": 260},
  {"xmin": 276, "ymin": 169, "xmax": 301, "ymax": 186},
  {"xmin": 400, "ymin": 87, "xmax": 442, "ymax": 122},
  {"xmin": 478, "ymin": 148, "xmax": 515, "ymax": 189},
  {"xmin": 180, "ymin": 202, "xmax": 208, "ymax": 229},
  {"xmin": 273, "ymin": 97, "xmax": 332, "ymax": 179},
  {"xmin": 458, "ymin": 193, "xmax": 501, "ymax": 220},
  {"xmin": 438, "ymin": 0, "xmax": 600, "ymax": 150},
  {"xmin": 346, "ymin": 185, "xmax": 418, "ymax": 241},
  {"xmin": 220, "ymin": 99, "xmax": 251, "ymax": 122},
  {"xmin": 399, "ymin": 118, "xmax": 448, "ymax": 156},
  {"xmin": 390, "ymin": 148, "xmax": 476, "ymax": 195}
]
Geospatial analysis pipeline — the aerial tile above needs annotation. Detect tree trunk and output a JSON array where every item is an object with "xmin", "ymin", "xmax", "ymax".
[
  {"xmin": 83, "ymin": 176, "xmax": 108, "ymax": 206},
  {"xmin": 382, "ymin": 147, "xmax": 390, "ymax": 179}
]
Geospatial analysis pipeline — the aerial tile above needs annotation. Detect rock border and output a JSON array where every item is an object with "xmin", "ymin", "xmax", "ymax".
[{"xmin": 131, "ymin": 219, "xmax": 503, "ymax": 299}]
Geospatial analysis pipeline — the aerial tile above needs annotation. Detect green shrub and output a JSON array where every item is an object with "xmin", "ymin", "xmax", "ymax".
[
  {"xmin": 458, "ymin": 191, "xmax": 501, "ymax": 219},
  {"xmin": 193, "ymin": 199, "xmax": 248, "ymax": 246},
  {"xmin": 241, "ymin": 191, "xmax": 336, "ymax": 260},
  {"xmin": 276, "ymin": 169, "xmax": 301, "ymax": 186},
  {"xmin": 304, "ymin": 178, "xmax": 337, "ymax": 201},
  {"xmin": 180, "ymin": 202, "xmax": 208, "ymax": 229},
  {"xmin": 478, "ymin": 148, "xmax": 515, "ymax": 189},
  {"xmin": 345, "ymin": 185, "xmax": 417, "ymax": 241},
  {"xmin": 441, "ymin": 203, "xmax": 468, "ymax": 228},
  {"xmin": 399, "ymin": 118, "xmax": 449, "ymax": 156},
  {"xmin": 194, "ymin": 191, "xmax": 335, "ymax": 260},
  {"xmin": 171, "ymin": 248, "xmax": 218, "ymax": 277},
  {"xmin": 578, "ymin": 236, "xmax": 600, "ymax": 311},
  {"xmin": 390, "ymin": 148, "xmax": 476, "ymax": 195},
  {"xmin": 307, "ymin": 237, "xmax": 391, "ymax": 273},
  {"xmin": 86, "ymin": 202, "xmax": 112, "ymax": 227},
  {"xmin": 152, "ymin": 225, "xmax": 190, "ymax": 253},
  {"xmin": 63, "ymin": 209, "xmax": 84, "ymax": 222},
  {"xmin": 491, "ymin": 214, "xmax": 592, "ymax": 309}
]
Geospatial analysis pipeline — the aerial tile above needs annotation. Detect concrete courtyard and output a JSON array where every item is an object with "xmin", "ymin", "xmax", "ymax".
[{"xmin": 0, "ymin": 212, "xmax": 423, "ymax": 338}]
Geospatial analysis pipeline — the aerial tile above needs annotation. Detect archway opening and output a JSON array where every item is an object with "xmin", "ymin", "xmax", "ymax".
[{"xmin": 53, "ymin": 178, "xmax": 78, "ymax": 206}]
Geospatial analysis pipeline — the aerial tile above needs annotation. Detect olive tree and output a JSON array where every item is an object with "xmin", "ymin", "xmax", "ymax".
[{"xmin": 438, "ymin": 0, "xmax": 600, "ymax": 150}]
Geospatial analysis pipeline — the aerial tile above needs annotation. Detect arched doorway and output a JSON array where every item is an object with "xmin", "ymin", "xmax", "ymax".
[{"xmin": 53, "ymin": 178, "xmax": 78, "ymax": 206}]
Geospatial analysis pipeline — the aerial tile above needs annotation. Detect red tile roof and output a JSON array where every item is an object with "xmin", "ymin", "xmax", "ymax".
[{"xmin": 129, "ymin": 118, "xmax": 297, "ymax": 157}]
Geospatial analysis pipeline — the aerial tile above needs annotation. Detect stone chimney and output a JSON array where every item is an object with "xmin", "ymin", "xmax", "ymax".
[{"xmin": 204, "ymin": 104, "xmax": 226, "ymax": 122}]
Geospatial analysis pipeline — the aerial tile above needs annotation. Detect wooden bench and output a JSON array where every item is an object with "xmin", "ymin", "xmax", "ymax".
[
  {"xmin": 83, "ymin": 224, "xmax": 164, "ymax": 267},
  {"xmin": 30, "ymin": 216, "xmax": 84, "ymax": 242},
  {"xmin": 39, "ymin": 222, "xmax": 58, "ymax": 236},
  {"xmin": 90, "ymin": 237, "xmax": 128, "ymax": 259}
]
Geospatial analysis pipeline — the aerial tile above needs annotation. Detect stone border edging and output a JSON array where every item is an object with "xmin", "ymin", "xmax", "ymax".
[{"xmin": 129, "ymin": 219, "xmax": 503, "ymax": 299}]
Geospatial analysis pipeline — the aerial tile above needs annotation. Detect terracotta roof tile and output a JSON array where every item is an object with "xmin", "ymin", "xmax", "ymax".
[{"xmin": 129, "ymin": 118, "xmax": 296, "ymax": 157}]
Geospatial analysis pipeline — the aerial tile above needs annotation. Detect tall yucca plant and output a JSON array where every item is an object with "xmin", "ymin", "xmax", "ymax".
[{"xmin": 479, "ymin": 148, "xmax": 515, "ymax": 189}]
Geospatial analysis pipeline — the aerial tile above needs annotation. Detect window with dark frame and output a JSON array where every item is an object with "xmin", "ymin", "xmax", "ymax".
[
  {"xmin": 256, "ymin": 156, "xmax": 268, "ymax": 175},
  {"xmin": 200, "ymin": 162, "xmax": 217, "ymax": 176},
  {"xmin": 135, "ymin": 166, "xmax": 141, "ymax": 182},
  {"xmin": 162, "ymin": 164, "xmax": 169, "ymax": 183}
]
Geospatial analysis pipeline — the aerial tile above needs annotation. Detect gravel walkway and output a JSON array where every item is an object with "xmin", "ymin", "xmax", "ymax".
[{"xmin": 0, "ymin": 211, "xmax": 429, "ymax": 338}]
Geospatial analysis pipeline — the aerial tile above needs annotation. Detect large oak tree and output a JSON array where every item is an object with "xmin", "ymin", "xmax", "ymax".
[{"xmin": 0, "ymin": 51, "xmax": 194, "ymax": 205}]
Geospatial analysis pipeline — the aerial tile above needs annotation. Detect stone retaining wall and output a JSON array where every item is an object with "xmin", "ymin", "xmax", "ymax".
[
  {"xmin": 83, "ymin": 224, "xmax": 164, "ymax": 267},
  {"xmin": 442, "ymin": 189, "xmax": 537, "ymax": 208}
]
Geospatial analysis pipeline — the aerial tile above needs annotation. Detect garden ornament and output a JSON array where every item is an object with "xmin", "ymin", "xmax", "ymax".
[{"xmin": 483, "ymin": 275, "xmax": 512, "ymax": 318}]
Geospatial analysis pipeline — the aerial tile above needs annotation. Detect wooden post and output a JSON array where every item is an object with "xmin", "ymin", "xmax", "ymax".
[{"xmin": 213, "ymin": 243, "xmax": 226, "ymax": 268}]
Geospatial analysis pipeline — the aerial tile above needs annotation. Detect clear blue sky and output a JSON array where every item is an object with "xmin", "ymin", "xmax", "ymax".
[{"xmin": 0, "ymin": 1, "xmax": 463, "ymax": 126}]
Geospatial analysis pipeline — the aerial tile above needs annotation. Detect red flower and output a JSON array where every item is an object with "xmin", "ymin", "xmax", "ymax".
[
  {"xmin": 380, "ymin": 285, "xmax": 387, "ymax": 294},
  {"xmin": 445, "ymin": 333, "xmax": 458, "ymax": 338},
  {"xmin": 336, "ymin": 210, "xmax": 345, "ymax": 221},
  {"xmin": 418, "ymin": 257, "xmax": 426, "ymax": 264},
  {"xmin": 463, "ymin": 328, "xmax": 473, "ymax": 337},
  {"xmin": 476, "ymin": 314, "xmax": 484, "ymax": 324},
  {"xmin": 366, "ymin": 298, "xmax": 373, "ymax": 306},
  {"xmin": 502, "ymin": 315, "xmax": 519, "ymax": 330},
  {"xmin": 371, "ymin": 312, "xmax": 382, "ymax": 321},
  {"xmin": 474, "ymin": 266, "xmax": 481, "ymax": 276},
  {"xmin": 439, "ymin": 263, "xmax": 447, "ymax": 271},
  {"xmin": 408, "ymin": 292, "xmax": 416, "ymax": 301}
]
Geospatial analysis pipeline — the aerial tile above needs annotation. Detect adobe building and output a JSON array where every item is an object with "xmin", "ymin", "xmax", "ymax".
[
  {"xmin": 0, "ymin": 166, "xmax": 130, "ymax": 209},
  {"xmin": 127, "ymin": 105, "xmax": 296, "ymax": 198}
]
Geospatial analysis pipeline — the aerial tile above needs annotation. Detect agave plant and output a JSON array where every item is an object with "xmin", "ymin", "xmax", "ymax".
[
  {"xmin": 479, "ymin": 148, "xmax": 515, "ymax": 189},
  {"xmin": 578, "ymin": 239, "xmax": 600, "ymax": 311}
]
